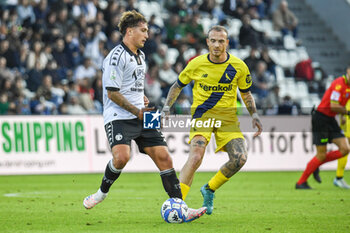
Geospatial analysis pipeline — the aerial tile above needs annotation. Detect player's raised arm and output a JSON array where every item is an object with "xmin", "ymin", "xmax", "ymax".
[
  {"xmin": 107, "ymin": 90, "xmax": 154, "ymax": 120},
  {"xmin": 240, "ymin": 91, "xmax": 263, "ymax": 137}
]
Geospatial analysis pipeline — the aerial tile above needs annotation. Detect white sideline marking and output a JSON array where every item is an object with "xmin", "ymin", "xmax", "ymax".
[
  {"xmin": 3, "ymin": 191, "xmax": 47, "ymax": 197},
  {"xmin": 4, "ymin": 193, "xmax": 20, "ymax": 197}
]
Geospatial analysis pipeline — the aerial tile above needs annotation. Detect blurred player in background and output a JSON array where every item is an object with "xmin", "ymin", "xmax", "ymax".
[
  {"xmin": 83, "ymin": 10, "xmax": 206, "ymax": 221},
  {"xmin": 313, "ymin": 100, "xmax": 350, "ymax": 189},
  {"xmin": 162, "ymin": 25, "xmax": 263, "ymax": 215},
  {"xmin": 296, "ymin": 65, "xmax": 350, "ymax": 189}
]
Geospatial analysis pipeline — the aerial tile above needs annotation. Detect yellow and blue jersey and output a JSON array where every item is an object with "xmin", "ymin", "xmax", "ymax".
[{"xmin": 178, "ymin": 52, "xmax": 252, "ymax": 121}]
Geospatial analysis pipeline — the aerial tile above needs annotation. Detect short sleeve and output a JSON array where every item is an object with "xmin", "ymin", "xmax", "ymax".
[
  {"xmin": 178, "ymin": 60, "xmax": 194, "ymax": 87},
  {"xmin": 330, "ymin": 82, "xmax": 342, "ymax": 104},
  {"xmin": 238, "ymin": 62, "xmax": 252, "ymax": 93},
  {"xmin": 103, "ymin": 59, "xmax": 124, "ymax": 91}
]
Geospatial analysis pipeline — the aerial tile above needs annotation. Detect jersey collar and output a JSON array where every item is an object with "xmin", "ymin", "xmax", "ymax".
[
  {"xmin": 207, "ymin": 52, "xmax": 230, "ymax": 64},
  {"xmin": 342, "ymin": 75, "xmax": 350, "ymax": 87},
  {"xmin": 121, "ymin": 41, "xmax": 140, "ymax": 57}
]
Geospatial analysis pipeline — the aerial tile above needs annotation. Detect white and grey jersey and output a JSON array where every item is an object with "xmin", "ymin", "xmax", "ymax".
[{"xmin": 102, "ymin": 42, "xmax": 146, "ymax": 124}]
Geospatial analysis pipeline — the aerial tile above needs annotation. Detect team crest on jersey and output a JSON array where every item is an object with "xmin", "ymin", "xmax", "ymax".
[
  {"xmin": 246, "ymin": 74, "xmax": 252, "ymax": 84},
  {"xmin": 218, "ymin": 64, "xmax": 237, "ymax": 84},
  {"xmin": 133, "ymin": 67, "xmax": 145, "ymax": 80}
]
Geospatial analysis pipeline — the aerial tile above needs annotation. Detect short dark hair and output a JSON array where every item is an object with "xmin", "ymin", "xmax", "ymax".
[
  {"xmin": 118, "ymin": 10, "xmax": 147, "ymax": 36},
  {"xmin": 207, "ymin": 25, "xmax": 228, "ymax": 38}
]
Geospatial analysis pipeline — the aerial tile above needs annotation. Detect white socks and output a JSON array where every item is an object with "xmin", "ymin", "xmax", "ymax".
[{"xmin": 96, "ymin": 188, "xmax": 107, "ymax": 201}]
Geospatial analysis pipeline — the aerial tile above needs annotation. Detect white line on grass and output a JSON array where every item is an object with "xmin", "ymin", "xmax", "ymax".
[{"xmin": 3, "ymin": 191, "xmax": 48, "ymax": 198}]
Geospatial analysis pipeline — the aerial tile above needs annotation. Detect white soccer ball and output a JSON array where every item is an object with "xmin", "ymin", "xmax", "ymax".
[{"xmin": 160, "ymin": 198, "xmax": 188, "ymax": 223}]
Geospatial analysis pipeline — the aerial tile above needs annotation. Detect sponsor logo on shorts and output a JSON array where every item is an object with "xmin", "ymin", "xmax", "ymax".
[
  {"xmin": 320, "ymin": 138, "xmax": 328, "ymax": 143},
  {"xmin": 115, "ymin": 133, "xmax": 123, "ymax": 141}
]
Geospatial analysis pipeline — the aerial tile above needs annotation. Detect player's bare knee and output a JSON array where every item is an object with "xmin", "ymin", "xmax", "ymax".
[
  {"xmin": 235, "ymin": 152, "xmax": 247, "ymax": 168},
  {"xmin": 240, "ymin": 152, "xmax": 248, "ymax": 166},
  {"xmin": 340, "ymin": 146, "xmax": 350, "ymax": 156},
  {"xmin": 156, "ymin": 152, "xmax": 173, "ymax": 169},
  {"xmin": 113, "ymin": 153, "xmax": 130, "ymax": 168},
  {"xmin": 227, "ymin": 151, "xmax": 247, "ymax": 169}
]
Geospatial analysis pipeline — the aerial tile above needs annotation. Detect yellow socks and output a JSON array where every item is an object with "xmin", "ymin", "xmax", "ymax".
[
  {"xmin": 181, "ymin": 170, "xmax": 230, "ymax": 199},
  {"xmin": 180, "ymin": 183, "xmax": 190, "ymax": 201},
  {"xmin": 208, "ymin": 170, "xmax": 229, "ymax": 191},
  {"xmin": 336, "ymin": 155, "xmax": 348, "ymax": 178}
]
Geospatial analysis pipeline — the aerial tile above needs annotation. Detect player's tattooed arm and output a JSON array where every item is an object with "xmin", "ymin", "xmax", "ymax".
[
  {"xmin": 240, "ymin": 91, "xmax": 263, "ymax": 137},
  {"xmin": 108, "ymin": 90, "xmax": 153, "ymax": 120},
  {"xmin": 163, "ymin": 82, "xmax": 184, "ymax": 109},
  {"xmin": 221, "ymin": 138, "xmax": 247, "ymax": 178},
  {"xmin": 240, "ymin": 91, "xmax": 257, "ymax": 116}
]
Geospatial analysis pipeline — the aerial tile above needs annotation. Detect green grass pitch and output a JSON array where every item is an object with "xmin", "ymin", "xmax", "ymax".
[{"xmin": 1, "ymin": 171, "xmax": 349, "ymax": 233}]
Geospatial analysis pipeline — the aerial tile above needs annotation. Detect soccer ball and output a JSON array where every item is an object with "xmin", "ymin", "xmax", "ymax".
[{"xmin": 160, "ymin": 198, "xmax": 188, "ymax": 223}]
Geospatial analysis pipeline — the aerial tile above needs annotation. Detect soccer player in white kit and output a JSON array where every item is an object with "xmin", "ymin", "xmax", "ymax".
[{"xmin": 83, "ymin": 10, "xmax": 206, "ymax": 222}]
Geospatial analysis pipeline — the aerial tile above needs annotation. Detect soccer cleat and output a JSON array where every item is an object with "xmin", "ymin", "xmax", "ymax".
[
  {"xmin": 312, "ymin": 168, "xmax": 322, "ymax": 183},
  {"xmin": 184, "ymin": 207, "xmax": 207, "ymax": 222},
  {"xmin": 333, "ymin": 178, "xmax": 350, "ymax": 189},
  {"xmin": 83, "ymin": 192, "xmax": 106, "ymax": 209},
  {"xmin": 200, "ymin": 184, "xmax": 215, "ymax": 215},
  {"xmin": 295, "ymin": 182, "xmax": 312, "ymax": 189}
]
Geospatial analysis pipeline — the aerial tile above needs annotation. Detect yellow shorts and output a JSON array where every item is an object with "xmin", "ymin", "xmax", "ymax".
[{"xmin": 188, "ymin": 118, "xmax": 244, "ymax": 153}]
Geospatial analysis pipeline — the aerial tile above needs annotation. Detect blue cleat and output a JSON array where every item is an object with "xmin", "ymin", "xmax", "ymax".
[{"xmin": 200, "ymin": 184, "xmax": 215, "ymax": 215}]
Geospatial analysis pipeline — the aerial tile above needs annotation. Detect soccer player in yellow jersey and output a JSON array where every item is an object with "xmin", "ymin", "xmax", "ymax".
[{"xmin": 162, "ymin": 25, "xmax": 263, "ymax": 215}]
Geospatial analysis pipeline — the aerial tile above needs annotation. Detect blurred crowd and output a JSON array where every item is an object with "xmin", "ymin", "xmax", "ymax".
[{"xmin": 0, "ymin": 0, "xmax": 303, "ymax": 116}]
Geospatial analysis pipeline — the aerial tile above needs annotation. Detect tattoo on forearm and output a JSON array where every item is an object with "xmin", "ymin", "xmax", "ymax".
[
  {"xmin": 110, "ymin": 91, "xmax": 139, "ymax": 116},
  {"xmin": 241, "ymin": 92, "xmax": 257, "ymax": 116},
  {"xmin": 221, "ymin": 138, "xmax": 247, "ymax": 178},
  {"xmin": 164, "ymin": 82, "xmax": 183, "ymax": 107}
]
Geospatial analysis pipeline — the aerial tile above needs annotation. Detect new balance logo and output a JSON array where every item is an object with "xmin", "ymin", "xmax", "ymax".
[{"xmin": 202, "ymin": 74, "xmax": 208, "ymax": 78}]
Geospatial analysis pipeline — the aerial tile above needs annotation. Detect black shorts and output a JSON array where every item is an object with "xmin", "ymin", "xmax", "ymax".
[
  {"xmin": 312, "ymin": 110, "xmax": 344, "ymax": 145},
  {"xmin": 105, "ymin": 118, "xmax": 167, "ymax": 153}
]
